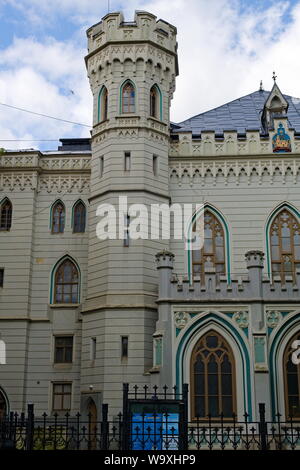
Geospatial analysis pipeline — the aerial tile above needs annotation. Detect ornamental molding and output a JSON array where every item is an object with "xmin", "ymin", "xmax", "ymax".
[
  {"xmin": 37, "ymin": 175, "xmax": 90, "ymax": 193},
  {"xmin": 266, "ymin": 310, "xmax": 283, "ymax": 329},
  {"xmin": 169, "ymin": 159, "xmax": 300, "ymax": 187},
  {"xmin": 0, "ymin": 154, "xmax": 38, "ymax": 168},
  {"xmin": 233, "ymin": 311, "xmax": 249, "ymax": 329},
  {"xmin": 0, "ymin": 172, "xmax": 37, "ymax": 191},
  {"xmin": 174, "ymin": 311, "xmax": 190, "ymax": 329},
  {"xmin": 40, "ymin": 157, "xmax": 91, "ymax": 171}
]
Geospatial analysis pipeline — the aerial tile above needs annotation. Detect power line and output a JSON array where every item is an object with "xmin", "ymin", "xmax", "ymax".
[
  {"xmin": 0, "ymin": 139, "xmax": 59, "ymax": 142},
  {"xmin": 0, "ymin": 102, "xmax": 92, "ymax": 128}
]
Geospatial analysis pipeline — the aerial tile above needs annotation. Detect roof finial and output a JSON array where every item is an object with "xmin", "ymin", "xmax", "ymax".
[
  {"xmin": 272, "ymin": 71, "xmax": 277, "ymax": 83},
  {"xmin": 259, "ymin": 80, "xmax": 264, "ymax": 91}
]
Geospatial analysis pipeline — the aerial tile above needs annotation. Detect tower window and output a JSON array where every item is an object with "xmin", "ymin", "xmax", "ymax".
[
  {"xmin": 153, "ymin": 155, "xmax": 158, "ymax": 176},
  {"xmin": 124, "ymin": 152, "xmax": 131, "ymax": 172},
  {"xmin": 121, "ymin": 336, "xmax": 128, "ymax": 359},
  {"xmin": 90, "ymin": 337, "xmax": 96, "ymax": 361},
  {"xmin": 150, "ymin": 85, "xmax": 158, "ymax": 118},
  {"xmin": 98, "ymin": 86, "xmax": 108, "ymax": 122},
  {"xmin": 124, "ymin": 214, "xmax": 130, "ymax": 247},
  {"xmin": 0, "ymin": 198, "xmax": 12, "ymax": 231},
  {"xmin": 99, "ymin": 155, "xmax": 104, "ymax": 177},
  {"xmin": 0, "ymin": 269, "xmax": 4, "ymax": 287},
  {"xmin": 122, "ymin": 81, "xmax": 135, "ymax": 114}
]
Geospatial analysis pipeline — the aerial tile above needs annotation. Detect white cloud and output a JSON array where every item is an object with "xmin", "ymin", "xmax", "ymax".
[{"xmin": 1, "ymin": 0, "xmax": 300, "ymax": 149}]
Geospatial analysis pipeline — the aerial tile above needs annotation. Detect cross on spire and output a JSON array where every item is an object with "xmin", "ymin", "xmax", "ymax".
[{"xmin": 272, "ymin": 71, "xmax": 277, "ymax": 83}]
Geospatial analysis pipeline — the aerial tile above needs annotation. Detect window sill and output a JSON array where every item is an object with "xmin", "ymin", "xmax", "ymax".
[
  {"xmin": 116, "ymin": 114, "xmax": 140, "ymax": 119},
  {"xmin": 53, "ymin": 363, "xmax": 73, "ymax": 369},
  {"xmin": 49, "ymin": 303, "xmax": 80, "ymax": 308}
]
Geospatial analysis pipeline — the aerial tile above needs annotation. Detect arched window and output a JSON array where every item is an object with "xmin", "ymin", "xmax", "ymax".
[
  {"xmin": 0, "ymin": 198, "xmax": 12, "ymax": 231},
  {"xmin": 54, "ymin": 259, "xmax": 79, "ymax": 304},
  {"xmin": 270, "ymin": 209, "xmax": 300, "ymax": 281},
  {"xmin": 51, "ymin": 201, "xmax": 65, "ymax": 234},
  {"xmin": 121, "ymin": 81, "xmax": 135, "ymax": 114},
  {"xmin": 73, "ymin": 201, "xmax": 86, "ymax": 233},
  {"xmin": 191, "ymin": 330, "xmax": 236, "ymax": 419},
  {"xmin": 283, "ymin": 332, "xmax": 300, "ymax": 418},
  {"xmin": 98, "ymin": 86, "xmax": 108, "ymax": 122},
  {"xmin": 150, "ymin": 85, "xmax": 158, "ymax": 118},
  {"xmin": 192, "ymin": 210, "xmax": 225, "ymax": 278}
]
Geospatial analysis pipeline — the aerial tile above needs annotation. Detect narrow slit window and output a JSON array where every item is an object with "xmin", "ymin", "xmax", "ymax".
[
  {"xmin": 124, "ymin": 152, "xmax": 131, "ymax": 172},
  {"xmin": 0, "ymin": 269, "xmax": 4, "ymax": 287},
  {"xmin": 153, "ymin": 155, "xmax": 158, "ymax": 176},
  {"xmin": 121, "ymin": 336, "xmax": 128, "ymax": 359},
  {"xmin": 124, "ymin": 214, "xmax": 130, "ymax": 247},
  {"xmin": 90, "ymin": 337, "xmax": 96, "ymax": 361},
  {"xmin": 100, "ymin": 156, "xmax": 104, "ymax": 177}
]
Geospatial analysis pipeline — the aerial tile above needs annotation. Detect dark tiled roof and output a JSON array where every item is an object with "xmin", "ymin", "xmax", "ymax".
[{"xmin": 172, "ymin": 90, "xmax": 300, "ymax": 136}]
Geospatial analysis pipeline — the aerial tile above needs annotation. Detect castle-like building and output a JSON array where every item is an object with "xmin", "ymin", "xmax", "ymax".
[{"xmin": 1, "ymin": 11, "xmax": 300, "ymax": 423}]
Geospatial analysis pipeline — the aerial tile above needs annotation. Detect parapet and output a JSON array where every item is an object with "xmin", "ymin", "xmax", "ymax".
[{"xmin": 86, "ymin": 11, "xmax": 177, "ymax": 58}]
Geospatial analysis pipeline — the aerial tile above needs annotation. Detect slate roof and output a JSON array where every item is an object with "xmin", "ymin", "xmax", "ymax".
[{"xmin": 172, "ymin": 90, "xmax": 300, "ymax": 136}]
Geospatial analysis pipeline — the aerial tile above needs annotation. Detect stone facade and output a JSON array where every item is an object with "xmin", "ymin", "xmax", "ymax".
[{"xmin": 0, "ymin": 10, "xmax": 300, "ymax": 421}]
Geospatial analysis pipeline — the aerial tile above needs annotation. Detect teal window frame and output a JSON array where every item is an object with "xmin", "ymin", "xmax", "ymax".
[
  {"xmin": 50, "ymin": 256, "xmax": 81, "ymax": 304},
  {"xmin": 266, "ymin": 203, "xmax": 300, "ymax": 279},
  {"xmin": 187, "ymin": 204, "xmax": 231, "ymax": 283},
  {"xmin": 119, "ymin": 79, "xmax": 136, "ymax": 114},
  {"xmin": 72, "ymin": 200, "xmax": 86, "ymax": 233},
  {"xmin": 97, "ymin": 85, "xmax": 108, "ymax": 123},
  {"xmin": 150, "ymin": 84, "xmax": 163, "ymax": 120}
]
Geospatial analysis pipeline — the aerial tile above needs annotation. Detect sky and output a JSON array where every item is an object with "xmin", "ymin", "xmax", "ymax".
[{"xmin": 1, "ymin": 0, "xmax": 300, "ymax": 150}]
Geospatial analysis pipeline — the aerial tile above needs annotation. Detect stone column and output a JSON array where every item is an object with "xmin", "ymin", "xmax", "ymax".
[{"xmin": 155, "ymin": 250, "xmax": 175, "ymax": 300}]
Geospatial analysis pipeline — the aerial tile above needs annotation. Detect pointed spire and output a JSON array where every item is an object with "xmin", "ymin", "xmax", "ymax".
[{"xmin": 259, "ymin": 80, "xmax": 264, "ymax": 92}]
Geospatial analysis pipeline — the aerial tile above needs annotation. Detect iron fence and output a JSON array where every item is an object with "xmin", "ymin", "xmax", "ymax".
[{"xmin": 1, "ymin": 388, "xmax": 300, "ymax": 451}]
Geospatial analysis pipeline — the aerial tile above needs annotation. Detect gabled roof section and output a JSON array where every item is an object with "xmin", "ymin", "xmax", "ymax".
[{"xmin": 173, "ymin": 89, "xmax": 300, "ymax": 136}]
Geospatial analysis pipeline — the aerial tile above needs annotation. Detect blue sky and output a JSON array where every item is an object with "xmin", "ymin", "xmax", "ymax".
[{"xmin": 1, "ymin": 0, "xmax": 300, "ymax": 150}]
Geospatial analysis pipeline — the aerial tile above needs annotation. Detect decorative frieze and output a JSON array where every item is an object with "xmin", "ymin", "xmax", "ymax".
[
  {"xmin": 169, "ymin": 159, "xmax": 300, "ymax": 186},
  {"xmin": 40, "ymin": 158, "xmax": 91, "ymax": 171},
  {"xmin": 37, "ymin": 175, "xmax": 90, "ymax": 193},
  {"xmin": 0, "ymin": 172, "xmax": 37, "ymax": 191}
]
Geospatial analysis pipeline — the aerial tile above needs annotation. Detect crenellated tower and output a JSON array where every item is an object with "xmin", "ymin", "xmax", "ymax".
[{"xmin": 81, "ymin": 11, "xmax": 178, "ymax": 414}]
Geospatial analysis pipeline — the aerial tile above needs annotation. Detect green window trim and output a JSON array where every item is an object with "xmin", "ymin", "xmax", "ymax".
[
  {"xmin": 49, "ymin": 199, "xmax": 65, "ymax": 230},
  {"xmin": 71, "ymin": 199, "xmax": 86, "ymax": 232},
  {"xmin": 150, "ymin": 84, "xmax": 163, "ymax": 121},
  {"xmin": 119, "ymin": 79, "xmax": 136, "ymax": 114},
  {"xmin": 265, "ymin": 203, "xmax": 300, "ymax": 279},
  {"xmin": 187, "ymin": 204, "xmax": 231, "ymax": 283},
  {"xmin": 97, "ymin": 85, "xmax": 108, "ymax": 123},
  {"xmin": 49, "ymin": 255, "xmax": 81, "ymax": 304},
  {"xmin": 175, "ymin": 313, "xmax": 252, "ymax": 419}
]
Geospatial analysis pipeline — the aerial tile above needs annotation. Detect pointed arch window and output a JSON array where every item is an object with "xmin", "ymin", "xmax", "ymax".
[
  {"xmin": 51, "ymin": 201, "xmax": 65, "ymax": 234},
  {"xmin": 283, "ymin": 332, "xmax": 300, "ymax": 418},
  {"xmin": 150, "ymin": 85, "xmax": 159, "ymax": 119},
  {"xmin": 54, "ymin": 259, "xmax": 79, "ymax": 304},
  {"xmin": 192, "ymin": 210, "xmax": 225, "ymax": 278},
  {"xmin": 0, "ymin": 198, "xmax": 12, "ymax": 231},
  {"xmin": 73, "ymin": 201, "xmax": 86, "ymax": 233},
  {"xmin": 121, "ymin": 81, "xmax": 135, "ymax": 114},
  {"xmin": 98, "ymin": 86, "xmax": 108, "ymax": 122},
  {"xmin": 270, "ymin": 209, "xmax": 300, "ymax": 281},
  {"xmin": 191, "ymin": 331, "xmax": 236, "ymax": 419}
]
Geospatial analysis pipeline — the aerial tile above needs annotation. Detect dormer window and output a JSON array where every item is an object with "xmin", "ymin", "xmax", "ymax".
[{"xmin": 261, "ymin": 81, "xmax": 288, "ymax": 131}]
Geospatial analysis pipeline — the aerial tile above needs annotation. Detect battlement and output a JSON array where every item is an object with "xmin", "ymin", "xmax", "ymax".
[
  {"xmin": 86, "ymin": 10, "xmax": 177, "ymax": 58},
  {"xmin": 156, "ymin": 250, "xmax": 300, "ymax": 303}
]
